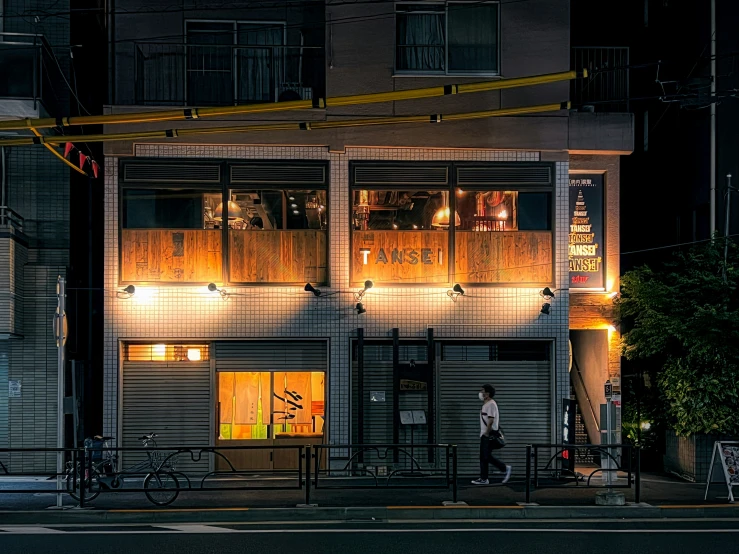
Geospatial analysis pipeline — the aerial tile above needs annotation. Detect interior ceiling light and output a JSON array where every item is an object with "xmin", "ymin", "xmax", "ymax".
[
  {"xmin": 208, "ymin": 282, "xmax": 228, "ymax": 298},
  {"xmin": 304, "ymin": 283, "xmax": 321, "ymax": 297},
  {"xmin": 541, "ymin": 302, "xmax": 551, "ymax": 315},
  {"xmin": 355, "ymin": 302, "xmax": 366, "ymax": 315}
]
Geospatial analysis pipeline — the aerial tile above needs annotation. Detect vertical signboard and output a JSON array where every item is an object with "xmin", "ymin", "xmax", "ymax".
[{"xmin": 569, "ymin": 174, "xmax": 605, "ymax": 289}]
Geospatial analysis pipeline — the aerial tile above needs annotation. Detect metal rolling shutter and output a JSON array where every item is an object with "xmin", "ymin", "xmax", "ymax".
[
  {"xmin": 121, "ymin": 361, "xmax": 211, "ymax": 475},
  {"xmin": 351, "ymin": 344, "xmax": 428, "ymax": 468},
  {"xmin": 439, "ymin": 349, "xmax": 552, "ymax": 476},
  {"xmin": 214, "ymin": 341, "xmax": 327, "ymax": 372}
]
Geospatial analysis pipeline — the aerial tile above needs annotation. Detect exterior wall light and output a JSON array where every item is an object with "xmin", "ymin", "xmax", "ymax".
[
  {"xmin": 355, "ymin": 279, "xmax": 373, "ymax": 301},
  {"xmin": 541, "ymin": 287, "xmax": 555, "ymax": 299},
  {"xmin": 122, "ymin": 285, "xmax": 135, "ymax": 295},
  {"xmin": 541, "ymin": 302, "xmax": 551, "ymax": 315},
  {"xmin": 304, "ymin": 283, "xmax": 322, "ymax": 297},
  {"xmin": 447, "ymin": 283, "xmax": 465, "ymax": 301},
  {"xmin": 355, "ymin": 302, "xmax": 366, "ymax": 315},
  {"xmin": 208, "ymin": 283, "xmax": 228, "ymax": 298}
]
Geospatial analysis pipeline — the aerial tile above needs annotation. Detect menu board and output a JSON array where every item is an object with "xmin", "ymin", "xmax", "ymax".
[
  {"xmin": 569, "ymin": 174, "xmax": 605, "ymax": 290},
  {"xmin": 721, "ymin": 444, "xmax": 739, "ymax": 484},
  {"xmin": 705, "ymin": 441, "xmax": 739, "ymax": 502}
]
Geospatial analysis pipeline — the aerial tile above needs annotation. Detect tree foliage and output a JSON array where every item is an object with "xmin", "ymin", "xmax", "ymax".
[{"xmin": 618, "ymin": 240, "xmax": 739, "ymax": 436}]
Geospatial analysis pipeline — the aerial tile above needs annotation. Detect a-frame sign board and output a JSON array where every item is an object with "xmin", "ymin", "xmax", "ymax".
[{"xmin": 704, "ymin": 441, "xmax": 739, "ymax": 503}]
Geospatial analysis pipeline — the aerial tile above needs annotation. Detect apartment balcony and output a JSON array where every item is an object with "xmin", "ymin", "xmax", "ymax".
[
  {"xmin": 133, "ymin": 42, "xmax": 325, "ymax": 106},
  {"xmin": 0, "ymin": 33, "xmax": 63, "ymax": 119},
  {"xmin": 571, "ymin": 47, "xmax": 629, "ymax": 113}
]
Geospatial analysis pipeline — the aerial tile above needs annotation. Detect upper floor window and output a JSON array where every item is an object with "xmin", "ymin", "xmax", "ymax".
[
  {"xmin": 395, "ymin": 2, "xmax": 500, "ymax": 75},
  {"xmin": 186, "ymin": 20, "xmax": 286, "ymax": 105}
]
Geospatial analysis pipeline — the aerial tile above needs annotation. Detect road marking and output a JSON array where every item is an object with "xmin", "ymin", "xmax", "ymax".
[
  {"xmin": 2, "ymin": 527, "xmax": 739, "ymax": 535},
  {"xmin": 155, "ymin": 525, "xmax": 236, "ymax": 533},
  {"xmin": 0, "ymin": 526, "xmax": 65, "ymax": 534}
]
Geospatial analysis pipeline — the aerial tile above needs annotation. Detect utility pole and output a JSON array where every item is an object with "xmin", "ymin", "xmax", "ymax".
[
  {"xmin": 724, "ymin": 174, "xmax": 735, "ymax": 283},
  {"xmin": 710, "ymin": 0, "xmax": 717, "ymax": 236},
  {"xmin": 55, "ymin": 276, "xmax": 66, "ymax": 508}
]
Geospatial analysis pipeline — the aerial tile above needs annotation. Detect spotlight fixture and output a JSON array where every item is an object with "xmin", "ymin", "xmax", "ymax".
[
  {"xmin": 541, "ymin": 302, "xmax": 551, "ymax": 315},
  {"xmin": 304, "ymin": 283, "xmax": 322, "ymax": 297},
  {"xmin": 207, "ymin": 283, "xmax": 228, "ymax": 298},
  {"xmin": 540, "ymin": 287, "xmax": 555, "ymax": 299},
  {"xmin": 123, "ymin": 285, "xmax": 136, "ymax": 295},
  {"xmin": 447, "ymin": 283, "xmax": 465, "ymax": 301},
  {"xmin": 355, "ymin": 302, "xmax": 366, "ymax": 315},
  {"xmin": 355, "ymin": 280, "xmax": 374, "ymax": 301}
]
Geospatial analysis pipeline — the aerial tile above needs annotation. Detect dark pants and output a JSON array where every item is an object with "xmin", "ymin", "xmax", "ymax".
[{"xmin": 480, "ymin": 436, "xmax": 506, "ymax": 479}]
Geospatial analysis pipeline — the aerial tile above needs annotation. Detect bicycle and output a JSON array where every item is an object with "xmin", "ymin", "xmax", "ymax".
[{"xmin": 65, "ymin": 432, "xmax": 181, "ymax": 506}]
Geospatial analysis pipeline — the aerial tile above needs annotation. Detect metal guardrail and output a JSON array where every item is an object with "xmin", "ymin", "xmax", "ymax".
[
  {"xmin": 2, "ymin": 442, "xmax": 641, "ymax": 508},
  {"xmin": 0, "ymin": 32, "xmax": 63, "ymax": 115},
  {"xmin": 571, "ymin": 46, "xmax": 629, "ymax": 112},
  {"xmin": 0, "ymin": 206, "xmax": 24, "ymax": 231},
  {"xmin": 524, "ymin": 443, "xmax": 641, "ymax": 504},
  {"xmin": 310, "ymin": 443, "xmax": 458, "ymax": 505}
]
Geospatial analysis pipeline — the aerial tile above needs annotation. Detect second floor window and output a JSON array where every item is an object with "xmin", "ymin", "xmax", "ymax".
[
  {"xmin": 186, "ymin": 20, "xmax": 286, "ymax": 105},
  {"xmin": 395, "ymin": 2, "xmax": 500, "ymax": 74}
]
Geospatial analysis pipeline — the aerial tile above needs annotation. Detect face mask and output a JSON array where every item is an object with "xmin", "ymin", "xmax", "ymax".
[{"xmin": 478, "ymin": 392, "xmax": 485, "ymax": 401}]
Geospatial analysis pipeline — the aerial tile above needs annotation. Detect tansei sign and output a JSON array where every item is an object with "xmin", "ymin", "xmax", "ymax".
[
  {"xmin": 569, "ymin": 174, "xmax": 605, "ymax": 289},
  {"xmin": 352, "ymin": 230, "xmax": 448, "ymax": 285}
]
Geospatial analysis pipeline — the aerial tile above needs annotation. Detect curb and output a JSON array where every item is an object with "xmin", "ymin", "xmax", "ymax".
[{"xmin": 0, "ymin": 504, "xmax": 738, "ymax": 525}]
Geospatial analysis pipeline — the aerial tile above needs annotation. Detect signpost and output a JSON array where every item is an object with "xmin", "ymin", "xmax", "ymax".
[{"xmin": 562, "ymin": 399, "xmax": 576, "ymax": 475}]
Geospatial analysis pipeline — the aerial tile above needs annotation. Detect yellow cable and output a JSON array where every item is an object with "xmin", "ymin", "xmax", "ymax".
[
  {"xmin": 0, "ymin": 69, "xmax": 585, "ymax": 131},
  {"xmin": 1, "ymin": 103, "xmax": 569, "ymax": 147}
]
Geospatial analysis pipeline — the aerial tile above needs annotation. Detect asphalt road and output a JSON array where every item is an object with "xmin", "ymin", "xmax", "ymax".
[{"xmin": 0, "ymin": 520, "xmax": 737, "ymax": 554}]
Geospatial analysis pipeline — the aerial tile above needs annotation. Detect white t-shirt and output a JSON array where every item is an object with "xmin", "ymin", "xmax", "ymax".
[{"xmin": 480, "ymin": 399, "xmax": 500, "ymax": 437}]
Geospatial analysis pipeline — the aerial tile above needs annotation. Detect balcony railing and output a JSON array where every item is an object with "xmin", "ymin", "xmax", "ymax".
[
  {"xmin": 0, "ymin": 206, "xmax": 24, "ymax": 232},
  {"xmin": 134, "ymin": 42, "xmax": 325, "ymax": 106},
  {"xmin": 571, "ymin": 47, "xmax": 629, "ymax": 112},
  {"xmin": 0, "ymin": 32, "xmax": 63, "ymax": 115}
]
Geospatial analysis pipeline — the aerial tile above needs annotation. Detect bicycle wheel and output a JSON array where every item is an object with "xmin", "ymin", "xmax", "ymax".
[
  {"xmin": 65, "ymin": 465, "xmax": 101, "ymax": 502},
  {"xmin": 143, "ymin": 471, "xmax": 179, "ymax": 506}
]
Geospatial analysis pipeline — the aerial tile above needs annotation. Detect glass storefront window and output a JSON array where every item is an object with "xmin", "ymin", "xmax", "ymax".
[
  {"xmin": 120, "ymin": 188, "xmax": 223, "ymax": 283},
  {"xmin": 218, "ymin": 371, "xmax": 325, "ymax": 440},
  {"xmin": 228, "ymin": 189, "xmax": 328, "ymax": 284},
  {"xmin": 351, "ymin": 189, "xmax": 450, "ymax": 285},
  {"xmin": 454, "ymin": 188, "xmax": 553, "ymax": 284}
]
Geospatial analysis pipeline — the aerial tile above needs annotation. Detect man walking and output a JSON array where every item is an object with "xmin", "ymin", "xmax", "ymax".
[{"xmin": 472, "ymin": 384, "xmax": 512, "ymax": 485}]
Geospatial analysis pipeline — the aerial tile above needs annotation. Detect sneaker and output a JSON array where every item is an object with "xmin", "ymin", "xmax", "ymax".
[
  {"xmin": 471, "ymin": 478, "xmax": 489, "ymax": 485},
  {"xmin": 502, "ymin": 466, "xmax": 512, "ymax": 484}
]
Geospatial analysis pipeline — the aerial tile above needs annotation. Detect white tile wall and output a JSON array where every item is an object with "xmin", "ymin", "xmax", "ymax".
[{"xmin": 104, "ymin": 146, "xmax": 570, "ymax": 451}]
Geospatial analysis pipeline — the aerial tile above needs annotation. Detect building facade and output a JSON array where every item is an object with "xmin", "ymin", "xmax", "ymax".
[
  {"xmin": 0, "ymin": 0, "xmax": 72, "ymax": 470},
  {"xmin": 101, "ymin": 0, "xmax": 632, "ymax": 474}
]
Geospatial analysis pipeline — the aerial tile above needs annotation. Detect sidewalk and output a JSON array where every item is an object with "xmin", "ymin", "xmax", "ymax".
[{"xmin": 0, "ymin": 471, "xmax": 735, "ymax": 522}]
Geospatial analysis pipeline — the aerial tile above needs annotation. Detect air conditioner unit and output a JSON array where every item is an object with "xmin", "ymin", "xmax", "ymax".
[{"xmin": 277, "ymin": 85, "xmax": 313, "ymax": 101}]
